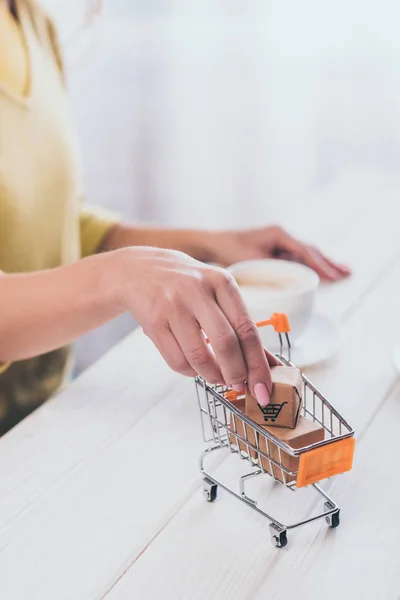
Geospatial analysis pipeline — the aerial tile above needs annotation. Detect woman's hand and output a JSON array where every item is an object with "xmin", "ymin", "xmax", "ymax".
[
  {"xmin": 101, "ymin": 223, "xmax": 350, "ymax": 282},
  {"xmin": 0, "ymin": 248, "xmax": 276, "ymax": 405},
  {"xmin": 206, "ymin": 226, "xmax": 351, "ymax": 281},
  {"xmin": 118, "ymin": 247, "xmax": 278, "ymax": 405}
]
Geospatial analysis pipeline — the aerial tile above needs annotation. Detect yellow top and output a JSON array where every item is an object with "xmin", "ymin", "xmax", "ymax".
[
  {"xmin": 0, "ymin": 0, "xmax": 29, "ymax": 95},
  {"xmin": 0, "ymin": 0, "xmax": 119, "ymax": 431}
]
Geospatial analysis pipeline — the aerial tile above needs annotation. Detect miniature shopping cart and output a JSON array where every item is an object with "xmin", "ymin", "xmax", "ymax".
[{"xmin": 195, "ymin": 313, "xmax": 355, "ymax": 548}]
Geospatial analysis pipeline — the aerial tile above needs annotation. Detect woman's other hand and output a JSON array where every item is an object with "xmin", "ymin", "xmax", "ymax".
[{"xmin": 207, "ymin": 225, "xmax": 351, "ymax": 282}]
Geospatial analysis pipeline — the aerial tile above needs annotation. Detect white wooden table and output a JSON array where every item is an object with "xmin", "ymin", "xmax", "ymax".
[{"xmin": 1, "ymin": 179, "xmax": 400, "ymax": 599}]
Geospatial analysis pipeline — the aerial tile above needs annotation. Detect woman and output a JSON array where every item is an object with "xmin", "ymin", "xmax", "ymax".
[{"xmin": 0, "ymin": 0, "xmax": 349, "ymax": 434}]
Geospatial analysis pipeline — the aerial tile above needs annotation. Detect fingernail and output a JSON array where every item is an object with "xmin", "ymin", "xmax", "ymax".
[
  {"xmin": 232, "ymin": 383, "xmax": 245, "ymax": 393},
  {"xmin": 254, "ymin": 383, "xmax": 270, "ymax": 407},
  {"xmin": 340, "ymin": 264, "xmax": 351, "ymax": 273},
  {"xmin": 326, "ymin": 266, "xmax": 339, "ymax": 278}
]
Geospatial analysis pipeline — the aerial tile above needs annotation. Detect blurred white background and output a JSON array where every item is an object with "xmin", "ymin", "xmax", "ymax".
[{"xmin": 41, "ymin": 0, "xmax": 400, "ymax": 371}]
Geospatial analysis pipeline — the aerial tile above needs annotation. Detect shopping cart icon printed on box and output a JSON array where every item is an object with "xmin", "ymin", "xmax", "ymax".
[{"xmin": 257, "ymin": 402, "xmax": 287, "ymax": 423}]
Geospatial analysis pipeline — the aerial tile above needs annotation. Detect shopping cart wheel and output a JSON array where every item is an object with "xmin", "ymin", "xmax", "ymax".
[
  {"xmin": 270, "ymin": 524, "xmax": 288, "ymax": 548},
  {"xmin": 324, "ymin": 503, "xmax": 340, "ymax": 528},
  {"xmin": 326, "ymin": 510, "xmax": 340, "ymax": 528},
  {"xmin": 203, "ymin": 478, "xmax": 218, "ymax": 502}
]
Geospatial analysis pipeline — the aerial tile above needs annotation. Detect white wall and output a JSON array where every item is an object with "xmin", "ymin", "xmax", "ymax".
[{"xmin": 42, "ymin": 0, "xmax": 400, "ymax": 370}]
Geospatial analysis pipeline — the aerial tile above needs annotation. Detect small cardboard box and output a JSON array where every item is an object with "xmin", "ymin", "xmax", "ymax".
[
  {"xmin": 227, "ymin": 399, "xmax": 258, "ymax": 459},
  {"xmin": 258, "ymin": 416, "xmax": 325, "ymax": 483},
  {"xmin": 245, "ymin": 366, "xmax": 302, "ymax": 429}
]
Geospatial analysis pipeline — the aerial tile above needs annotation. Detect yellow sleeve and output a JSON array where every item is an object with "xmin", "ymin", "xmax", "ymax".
[{"xmin": 80, "ymin": 205, "xmax": 121, "ymax": 258}]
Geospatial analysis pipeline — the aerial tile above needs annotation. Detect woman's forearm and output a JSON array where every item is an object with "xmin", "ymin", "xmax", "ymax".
[
  {"xmin": 100, "ymin": 223, "xmax": 217, "ymax": 263},
  {"xmin": 0, "ymin": 245, "xmax": 275, "ymax": 403},
  {"xmin": 0, "ymin": 251, "xmax": 124, "ymax": 362}
]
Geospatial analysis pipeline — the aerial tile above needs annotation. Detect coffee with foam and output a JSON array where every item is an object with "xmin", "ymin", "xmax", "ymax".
[{"xmin": 234, "ymin": 272, "xmax": 303, "ymax": 292}]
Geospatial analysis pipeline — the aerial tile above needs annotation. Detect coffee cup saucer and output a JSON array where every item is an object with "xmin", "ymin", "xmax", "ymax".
[{"xmin": 259, "ymin": 313, "xmax": 341, "ymax": 368}]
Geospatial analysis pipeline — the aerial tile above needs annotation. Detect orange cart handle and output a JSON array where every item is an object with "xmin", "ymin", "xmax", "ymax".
[{"xmin": 256, "ymin": 312, "xmax": 291, "ymax": 334}]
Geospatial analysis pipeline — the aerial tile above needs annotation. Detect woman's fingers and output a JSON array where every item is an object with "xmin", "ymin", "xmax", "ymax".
[
  {"xmin": 300, "ymin": 247, "xmax": 340, "ymax": 280},
  {"xmin": 149, "ymin": 323, "xmax": 197, "ymax": 378},
  {"xmin": 211, "ymin": 273, "xmax": 272, "ymax": 406},
  {"xmin": 190, "ymin": 298, "xmax": 249, "ymax": 391},
  {"xmin": 264, "ymin": 347, "xmax": 280, "ymax": 366},
  {"xmin": 153, "ymin": 314, "xmax": 278, "ymax": 397},
  {"xmin": 300, "ymin": 247, "xmax": 350, "ymax": 280},
  {"xmin": 274, "ymin": 230, "xmax": 346, "ymax": 281},
  {"xmin": 169, "ymin": 308, "xmax": 225, "ymax": 384},
  {"xmin": 319, "ymin": 253, "xmax": 351, "ymax": 276},
  {"xmin": 168, "ymin": 285, "xmax": 278, "ymax": 397}
]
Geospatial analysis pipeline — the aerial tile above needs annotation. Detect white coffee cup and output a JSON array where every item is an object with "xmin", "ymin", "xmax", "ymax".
[{"xmin": 227, "ymin": 259, "xmax": 319, "ymax": 350}]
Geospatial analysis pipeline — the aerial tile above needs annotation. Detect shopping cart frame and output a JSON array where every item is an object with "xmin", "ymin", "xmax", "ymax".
[{"xmin": 195, "ymin": 355, "xmax": 355, "ymax": 548}]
